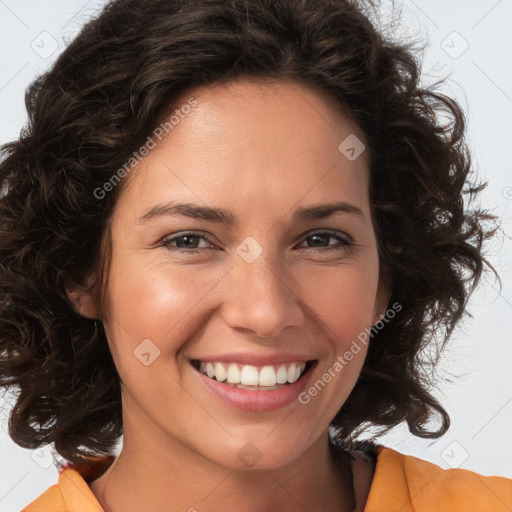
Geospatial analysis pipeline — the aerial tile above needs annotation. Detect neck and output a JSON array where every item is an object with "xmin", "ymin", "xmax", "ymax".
[{"xmin": 89, "ymin": 420, "xmax": 356, "ymax": 512}]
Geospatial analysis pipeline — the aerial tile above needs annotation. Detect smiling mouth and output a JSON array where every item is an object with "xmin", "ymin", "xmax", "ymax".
[{"xmin": 190, "ymin": 359, "xmax": 316, "ymax": 390}]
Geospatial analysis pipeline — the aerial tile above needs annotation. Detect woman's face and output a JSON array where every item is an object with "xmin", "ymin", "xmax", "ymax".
[{"xmin": 90, "ymin": 78, "xmax": 389, "ymax": 469}]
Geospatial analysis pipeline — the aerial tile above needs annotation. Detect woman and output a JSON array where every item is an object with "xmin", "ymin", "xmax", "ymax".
[{"xmin": 0, "ymin": 0, "xmax": 510, "ymax": 510}]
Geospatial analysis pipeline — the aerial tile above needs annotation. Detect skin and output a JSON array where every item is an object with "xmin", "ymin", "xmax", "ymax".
[{"xmin": 70, "ymin": 77, "xmax": 389, "ymax": 512}]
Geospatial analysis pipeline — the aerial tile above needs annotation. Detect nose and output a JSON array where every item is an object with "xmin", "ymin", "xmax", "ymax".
[{"xmin": 220, "ymin": 253, "xmax": 304, "ymax": 338}]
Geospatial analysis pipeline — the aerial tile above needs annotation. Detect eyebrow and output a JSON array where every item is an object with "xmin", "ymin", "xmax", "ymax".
[{"xmin": 137, "ymin": 200, "xmax": 365, "ymax": 225}]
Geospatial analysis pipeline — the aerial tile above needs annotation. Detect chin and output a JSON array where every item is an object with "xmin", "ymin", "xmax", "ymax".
[{"xmin": 196, "ymin": 430, "xmax": 316, "ymax": 471}]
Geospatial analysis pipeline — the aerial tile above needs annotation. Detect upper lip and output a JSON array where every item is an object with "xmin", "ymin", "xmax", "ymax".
[{"xmin": 189, "ymin": 352, "xmax": 317, "ymax": 366}]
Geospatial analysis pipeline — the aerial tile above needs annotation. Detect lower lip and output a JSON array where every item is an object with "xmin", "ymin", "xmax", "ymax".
[{"xmin": 192, "ymin": 362, "xmax": 316, "ymax": 412}]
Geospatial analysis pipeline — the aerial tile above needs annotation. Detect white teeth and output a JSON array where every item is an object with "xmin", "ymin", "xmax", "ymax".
[
  {"xmin": 226, "ymin": 363, "xmax": 240, "ymax": 384},
  {"xmin": 196, "ymin": 361, "xmax": 308, "ymax": 387},
  {"xmin": 214, "ymin": 362, "xmax": 227, "ymax": 382},
  {"xmin": 206, "ymin": 362, "xmax": 215, "ymax": 379},
  {"xmin": 287, "ymin": 363, "xmax": 298, "ymax": 384},
  {"xmin": 276, "ymin": 365, "xmax": 288, "ymax": 384},
  {"xmin": 240, "ymin": 365, "xmax": 259, "ymax": 386},
  {"xmin": 259, "ymin": 366, "xmax": 277, "ymax": 386}
]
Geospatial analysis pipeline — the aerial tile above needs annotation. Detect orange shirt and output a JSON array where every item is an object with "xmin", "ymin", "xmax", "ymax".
[{"xmin": 22, "ymin": 445, "xmax": 512, "ymax": 511}]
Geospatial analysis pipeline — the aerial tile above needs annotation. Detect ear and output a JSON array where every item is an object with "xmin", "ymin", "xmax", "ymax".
[
  {"xmin": 372, "ymin": 271, "xmax": 392, "ymax": 326},
  {"xmin": 66, "ymin": 274, "xmax": 101, "ymax": 319}
]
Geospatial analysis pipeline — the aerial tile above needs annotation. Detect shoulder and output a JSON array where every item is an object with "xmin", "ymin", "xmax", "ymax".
[
  {"xmin": 22, "ymin": 466, "xmax": 104, "ymax": 512},
  {"xmin": 366, "ymin": 443, "xmax": 512, "ymax": 512}
]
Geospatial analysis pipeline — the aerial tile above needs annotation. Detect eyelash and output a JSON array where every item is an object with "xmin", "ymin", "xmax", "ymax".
[{"xmin": 160, "ymin": 230, "xmax": 354, "ymax": 254}]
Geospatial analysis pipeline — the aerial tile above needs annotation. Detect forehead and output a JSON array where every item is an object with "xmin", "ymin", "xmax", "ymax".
[{"xmin": 117, "ymin": 78, "xmax": 371, "ymax": 220}]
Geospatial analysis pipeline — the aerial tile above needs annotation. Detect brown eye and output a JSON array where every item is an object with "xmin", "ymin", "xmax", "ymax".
[
  {"xmin": 161, "ymin": 231, "xmax": 216, "ymax": 253},
  {"xmin": 297, "ymin": 230, "xmax": 353, "ymax": 253}
]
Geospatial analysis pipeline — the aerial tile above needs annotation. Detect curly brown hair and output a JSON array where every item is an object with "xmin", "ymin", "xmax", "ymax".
[{"xmin": 0, "ymin": 0, "xmax": 500, "ymax": 473}]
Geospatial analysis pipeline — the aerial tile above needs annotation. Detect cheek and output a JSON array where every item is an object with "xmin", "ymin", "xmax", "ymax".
[
  {"xmin": 102, "ymin": 256, "xmax": 224, "ymax": 366},
  {"xmin": 301, "ymin": 261, "xmax": 379, "ymax": 344}
]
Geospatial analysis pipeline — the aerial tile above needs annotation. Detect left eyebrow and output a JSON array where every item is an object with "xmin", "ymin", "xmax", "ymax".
[
  {"xmin": 293, "ymin": 201, "xmax": 366, "ymax": 222},
  {"xmin": 136, "ymin": 200, "xmax": 366, "ymax": 225}
]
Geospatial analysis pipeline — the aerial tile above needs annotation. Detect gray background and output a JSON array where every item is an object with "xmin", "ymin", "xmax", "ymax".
[{"xmin": 0, "ymin": 1, "xmax": 511, "ymax": 510}]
